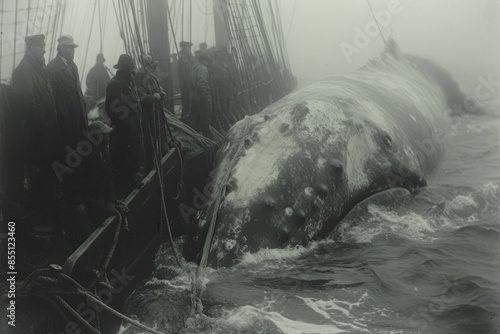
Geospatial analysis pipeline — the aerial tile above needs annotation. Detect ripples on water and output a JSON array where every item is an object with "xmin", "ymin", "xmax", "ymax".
[{"xmin": 119, "ymin": 101, "xmax": 500, "ymax": 334}]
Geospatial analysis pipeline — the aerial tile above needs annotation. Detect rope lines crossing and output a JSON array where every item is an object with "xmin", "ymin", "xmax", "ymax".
[{"xmin": 16, "ymin": 267, "xmax": 166, "ymax": 334}]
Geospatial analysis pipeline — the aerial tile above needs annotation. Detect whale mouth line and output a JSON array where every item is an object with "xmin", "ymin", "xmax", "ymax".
[{"xmin": 337, "ymin": 186, "xmax": 412, "ymax": 226}]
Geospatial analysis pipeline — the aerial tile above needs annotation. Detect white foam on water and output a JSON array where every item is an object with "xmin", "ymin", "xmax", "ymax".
[
  {"xmin": 237, "ymin": 242, "xmax": 319, "ymax": 266},
  {"xmin": 437, "ymin": 183, "xmax": 499, "ymax": 219},
  {"xmin": 218, "ymin": 305, "xmax": 349, "ymax": 334},
  {"xmin": 298, "ymin": 296, "xmax": 350, "ymax": 317},
  {"xmin": 144, "ymin": 263, "xmax": 215, "ymax": 293},
  {"xmin": 116, "ymin": 322, "xmax": 159, "ymax": 334},
  {"xmin": 295, "ymin": 296, "xmax": 370, "ymax": 332},
  {"xmin": 341, "ymin": 205, "xmax": 447, "ymax": 243},
  {"xmin": 444, "ymin": 194, "xmax": 479, "ymax": 217},
  {"xmin": 477, "ymin": 182, "xmax": 499, "ymax": 205}
]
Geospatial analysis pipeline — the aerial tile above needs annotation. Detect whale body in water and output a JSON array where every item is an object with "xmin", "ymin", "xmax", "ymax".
[{"xmin": 189, "ymin": 39, "xmax": 474, "ymax": 268}]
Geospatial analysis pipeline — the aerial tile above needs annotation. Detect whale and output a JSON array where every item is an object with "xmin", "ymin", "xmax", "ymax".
[{"xmin": 188, "ymin": 39, "xmax": 474, "ymax": 268}]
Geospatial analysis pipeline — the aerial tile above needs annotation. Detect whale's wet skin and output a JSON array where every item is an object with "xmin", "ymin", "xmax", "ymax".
[
  {"xmin": 190, "ymin": 41, "xmax": 463, "ymax": 268},
  {"xmin": 120, "ymin": 44, "xmax": 500, "ymax": 333}
]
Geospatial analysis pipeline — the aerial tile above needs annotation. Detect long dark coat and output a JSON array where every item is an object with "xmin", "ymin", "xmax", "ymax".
[
  {"xmin": 0, "ymin": 84, "xmax": 25, "ymax": 201},
  {"xmin": 85, "ymin": 63, "xmax": 111, "ymax": 102},
  {"xmin": 178, "ymin": 51, "xmax": 194, "ymax": 116},
  {"xmin": 46, "ymin": 56, "xmax": 88, "ymax": 150},
  {"xmin": 191, "ymin": 62, "xmax": 212, "ymax": 136},
  {"xmin": 105, "ymin": 72, "xmax": 145, "ymax": 195},
  {"xmin": 11, "ymin": 54, "xmax": 63, "ymax": 164}
]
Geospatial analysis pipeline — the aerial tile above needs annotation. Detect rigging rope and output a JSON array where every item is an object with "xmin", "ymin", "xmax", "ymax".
[
  {"xmin": 366, "ymin": 0, "xmax": 387, "ymax": 46},
  {"xmin": 285, "ymin": 0, "xmax": 296, "ymax": 43},
  {"xmin": 189, "ymin": 0, "xmax": 192, "ymax": 42},
  {"xmin": 166, "ymin": 0, "xmax": 180, "ymax": 56},
  {"xmin": 31, "ymin": 0, "xmax": 42, "ymax": 34},
  {"xmin": 26, "ymin": 0, "xmax": 32, "ymax": 36},
  {"xmin": 12, "ymin": 0, "xmax": 19, "ymax": 73},
  {"xmin": 0, "ymin": 0, "xmax": 4, "ymax": 80},
  {"xmin": 98, "ymin": 0, "xmax": 103, "ymax": 53},
  {"xmin": 18, "ymin": 268, "xmax": 167, "ymax": 334},
  {"xmin": 80, "ymin": 0, "xmax": 98, "ymax": 82}
]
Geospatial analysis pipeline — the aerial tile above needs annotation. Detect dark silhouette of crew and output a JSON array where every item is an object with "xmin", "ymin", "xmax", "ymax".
[
  {"xmin": 85, "ymin": 53, "xmax": 111, "ymax": 103},
  {"xmin": 105, "ymin": 54, "xmax": 146, "ymax": 198}
]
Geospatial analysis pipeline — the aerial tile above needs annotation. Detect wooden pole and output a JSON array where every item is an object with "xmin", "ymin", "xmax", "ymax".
[{"xmin": 146, "ymin": 0, "xmax": 174, "ymax": 113}]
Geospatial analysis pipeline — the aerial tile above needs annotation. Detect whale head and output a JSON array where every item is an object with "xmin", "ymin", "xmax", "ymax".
[
  {"xmin": 189, "ymin": 41, "xmax": 465, "ymax": 268},
  {"xmin": 193, "ymin": 95, "xmax": 427, "ymax": 267}
]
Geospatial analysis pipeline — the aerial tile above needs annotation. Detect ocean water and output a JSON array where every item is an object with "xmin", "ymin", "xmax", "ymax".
[{"xmin": 120, "ymin": 99, "xmax": 500, "ymax": 334}]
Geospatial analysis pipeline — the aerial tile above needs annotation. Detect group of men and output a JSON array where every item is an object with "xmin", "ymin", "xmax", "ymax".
[
  {"xmin": 4, "ymin": 34, "xmax": 168, "ymax": 253},
  {"xmin": 1, "ymin": 32, "xmax": 236, "ymax": 256},
  {"xmin": 176, "ymin": 41, "xmax": 236, "ymax": 136},
  {"xmin": 9, "ymin": 34, "xmax": 96, "ymax": 247}
]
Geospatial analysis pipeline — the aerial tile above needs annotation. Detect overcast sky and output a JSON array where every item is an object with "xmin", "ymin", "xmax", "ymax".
[
  {"xmin": 1, "ymin": 0, "xmax": 499, "ymax": 95},
  {"xmin": 279, "ymin": 0, "xmax": 499, "ymax": 90}
]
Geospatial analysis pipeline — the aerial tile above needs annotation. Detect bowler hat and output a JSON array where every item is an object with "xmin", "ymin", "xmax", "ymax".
[
  {"xmin": 179, "ymin": 41, "xmax": 193, "ymax": 48},
  {"xmin": 25, "ymin": 34, "xmax": 45, "ymax": 47},
  {"xmin": 113, "ymin": 54, "xmax": 136, "ymax": 71},
  {"xmin": 96, "ymin": 53, "xmax": 106, "ymax": 62},
  {"xmin": 57, "ymin": 35, "xmax": 78, "ymax": 48}
]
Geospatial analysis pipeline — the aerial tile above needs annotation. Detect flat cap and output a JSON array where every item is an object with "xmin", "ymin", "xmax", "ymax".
[
  {"xmin": 179, "ymin": 41, "xmax": 193, "ymax": 48},
  {"xmin": 57, "ymin": 35, "xmax": 78, "ymax": 48},
  {"xmin": 25, "ymin": 34, "xmax": 45, "ymax": 47}
]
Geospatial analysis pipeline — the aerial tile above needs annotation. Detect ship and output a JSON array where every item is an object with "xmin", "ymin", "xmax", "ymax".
[{"xmin": 0, "ymin": 0, "xmax": 296, "ymax": 333}]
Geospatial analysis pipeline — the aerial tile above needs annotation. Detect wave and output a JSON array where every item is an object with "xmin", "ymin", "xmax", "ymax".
[{"xmin": 334, "ymin": 181, "xmax": 500, "ymax": 245}]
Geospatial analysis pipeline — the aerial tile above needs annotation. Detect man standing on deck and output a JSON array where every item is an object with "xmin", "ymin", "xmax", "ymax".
[
  {"xmin": 191, "ymin": 52, "xmax": 213, "ymax": 137},
  {"xmin": 46, "ymin": 35, "xmax": 91, "ymax": 243},
  {"xmin": 47, "ymin": 35, "xmax": 88, "ymax": 151},
  {"xmin": 11, "ymin": 34, "xmax": 64, "ymax": 232},
  {"xmin": 85, "ymin": 53, "xmax": 111, "ymax": 103},
  {"xmin": 178, "ymin": 41, "xmax": 194, "ymax": 122},
  {"xmin": 105, "ymin": 54, "xmax": 146, "ymax": 198}
]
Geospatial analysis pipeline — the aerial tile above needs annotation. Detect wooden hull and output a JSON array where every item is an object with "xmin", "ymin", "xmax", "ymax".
[{"xmin": 63, "ymin": 145, "xmax": 212, "ymax": 281}]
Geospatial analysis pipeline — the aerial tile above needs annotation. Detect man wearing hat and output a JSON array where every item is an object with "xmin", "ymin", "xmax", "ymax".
[
  {"xmin": 178, "ymin": 41, "xmax": 194, "ymax": 121},
  {"xmin": 45, "ymin": 35, "xmax": 90, "ymax": 245},
  {"xmin": 11, "ymin": 34, "xmax": 64, "ymax": 226},
  {"xmin": 191, "ymin": 52, "xmax": 213, "ymax": 137},
  {"xmin": 105, "ymin": 54, "xmax": 146, "ymax": 197},
  {"xmin": 85, "ymin": 53, "xmax": 111, "ymax": 102},
  {"xmin": 47, "ymin": 35, "xmax": 88, "ymax": 152}
]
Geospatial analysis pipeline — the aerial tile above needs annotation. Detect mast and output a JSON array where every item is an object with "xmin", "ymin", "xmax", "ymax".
[{"xmin": 146, "ymin": 0, "xmax": 175, "ymax": 113}]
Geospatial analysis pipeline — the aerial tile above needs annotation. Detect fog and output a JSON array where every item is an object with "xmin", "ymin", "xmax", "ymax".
[
  {"xmin": 1, "ymin": 0, "xmax": 499, "ymax": 96},
  {"xmin": 280, "ymin": 0, "xmax": 500, "ymax": 95}
]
